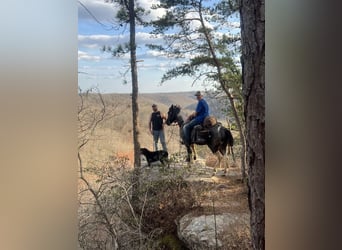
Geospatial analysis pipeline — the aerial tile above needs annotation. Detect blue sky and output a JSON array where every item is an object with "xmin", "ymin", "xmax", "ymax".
[{"xmin": 78, "ymin": 0, "xmax": 240, "ymax": 93}]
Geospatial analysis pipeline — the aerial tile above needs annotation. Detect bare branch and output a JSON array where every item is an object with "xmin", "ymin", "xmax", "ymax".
[{"xmin": 78, "ymin": 0, "xmax": 117, "ymax": 31}]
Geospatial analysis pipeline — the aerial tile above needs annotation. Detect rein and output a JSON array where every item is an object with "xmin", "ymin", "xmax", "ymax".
[{"xmin": 175, "ymin": 114, "xmax": 184, "ymax": 127}]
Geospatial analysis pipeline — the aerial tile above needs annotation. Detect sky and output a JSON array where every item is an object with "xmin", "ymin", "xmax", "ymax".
[{"xmin": 78, "ymin": 0, "xmax": 240, "ymax": 94}]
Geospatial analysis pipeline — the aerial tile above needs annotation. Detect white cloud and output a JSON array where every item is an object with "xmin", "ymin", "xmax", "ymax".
[
  {"xmin": 78, "ymin": 0, "xmax": 166, "ymax": 24},
  {"xmin": 78, "ymin": 34, "xmax": 122, "ymax": 48},
  {"xmin": 145, "ymin": 50, "xmax": 168, "ymax": 58},
  {"xmin": 136, "ymin": 32, "xmax": 164, "ymax": 44},
  {"xmin": 78, "ymin": 0, "xmax": 118, "ymax": 22},
  {"xmin": 183, "ymin": 12, "xmax": 213, "ymax": 31},
  {"xmin": 136, "ymin": 0, "xmax": 166, "ymax": 21},
  {"xmin": 78, "ymin": 32, "xmax": 164, "ymax": 50},
  {"xmin": 78, "ymin": 50, "xmax": 101, "ymax": 61}
]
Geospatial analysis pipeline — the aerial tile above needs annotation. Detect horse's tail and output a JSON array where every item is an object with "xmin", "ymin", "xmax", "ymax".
[
  {"xmin": 225, "ymin": 128, "xmax": 234, "ymax": 147},
  {"xmin": 225, "ymin": 128, "xmax": 235, "ymax": 160}
]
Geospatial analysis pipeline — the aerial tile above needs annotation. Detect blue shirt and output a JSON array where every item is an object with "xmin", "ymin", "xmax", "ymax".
[{"xmin": 194, "ymin": 99, "xmax": 209, "ymax": 123}]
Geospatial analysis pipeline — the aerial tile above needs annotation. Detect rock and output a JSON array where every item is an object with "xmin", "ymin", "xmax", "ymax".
[
  {"xmin": 215, "ymin": 169, "xmax": 226, "ymax": 176},
  {"xmin": 177, "ymin": 212, "xmax": 249, "ymax": 250}
]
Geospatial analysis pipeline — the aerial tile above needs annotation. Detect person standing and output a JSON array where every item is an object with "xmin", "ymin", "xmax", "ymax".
[
  {"xmin": 183, "ymin": 91, "xmax": 209, "ymax": 145},
  {"xmin": 149, "ymin": 104, "xmax": 168, "ymax": 152}
]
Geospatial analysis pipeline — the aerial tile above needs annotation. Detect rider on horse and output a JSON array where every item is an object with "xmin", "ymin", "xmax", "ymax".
[{"xmin": 183, "ymin": 91, "xmax": 209, "ymax": 145}]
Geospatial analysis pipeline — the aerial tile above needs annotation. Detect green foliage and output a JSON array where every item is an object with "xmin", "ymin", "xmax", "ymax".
[
  {"xmin": 149, "ymin": 0, "xmax": 241, "ymax": 90},
  {"xmin": 158, "ymin": 234, "xmax": 186, "ymax": 250},
  {"xmin": 102, "ymin": 0, "xmax": 150, "ymax": 58},
  {"xmin": 146, "ymin": 44, "xmax": 165, "ymax": 51},
  {"xmin": 161, "ymin": 53, "xmax": 241, "ymax": 87},
  {"xmin": 161, "ymin": 64, "xmax": 195, "ymax": 82},
  {"xmin": 213, "ymin": 0, "xmax": 240, "ymax": 17},
  {"xmin": 149, "ymin": 12, "xmax": 178, "ymax": 34},
  {"xmin": 103, "ymin": 43, "xmax": 130, "ymax": 57},
  {"xmin": 116, "ymin": 6, "xmax": 129, "ymax": 22}
]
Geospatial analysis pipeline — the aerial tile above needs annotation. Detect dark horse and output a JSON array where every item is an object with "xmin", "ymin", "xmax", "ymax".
[{"xmin": 165, "ymin": 104, "xmax": 234, "ymax": 171}]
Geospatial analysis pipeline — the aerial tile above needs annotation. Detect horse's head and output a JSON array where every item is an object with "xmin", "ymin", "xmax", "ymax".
[{"xmin": 166, "ymin": 104, "xmax": 181, "ymax": 125}]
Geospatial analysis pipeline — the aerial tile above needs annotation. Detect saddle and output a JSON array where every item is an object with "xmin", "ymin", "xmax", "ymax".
[{"xmin": 191, "ymin": 116, "xmax": 218, "ymax": 145}]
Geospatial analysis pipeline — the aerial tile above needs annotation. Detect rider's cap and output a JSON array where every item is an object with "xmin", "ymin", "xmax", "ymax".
[
  {"xmin": 194, "ymin": 91, "xmax": 202, "ymax": 96},
  {"xmin": 152, "ymin": 104, "xmax": 157, "ymax": 107}
]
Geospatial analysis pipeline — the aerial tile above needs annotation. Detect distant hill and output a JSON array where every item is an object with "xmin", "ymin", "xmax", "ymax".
[
  {"xmin": 139, "ymin": 91, "xmax": 228, "ymax": 120},
  {"xmin": 79, "ymin": 91, "xmax": 231, "ymax": 164},
  {"xmin": 100, "ymin": 91, "xmax": 227, "ymax": 117}
]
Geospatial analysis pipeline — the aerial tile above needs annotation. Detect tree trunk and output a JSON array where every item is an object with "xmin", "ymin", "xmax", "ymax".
[
  {"xmin": 225, "ymin": 90, "xmax": 247, "ymax": 180},
  {"xmin": 129, "ymin": 0, "xmax": 141, "ymax": 208},
  {"xmin": 198, "ymin": 3, "xmax": 247, "ymax": 179},
  {"xmin": 240, "ymin": 0, "xmax": 265, "ymax": 249}
]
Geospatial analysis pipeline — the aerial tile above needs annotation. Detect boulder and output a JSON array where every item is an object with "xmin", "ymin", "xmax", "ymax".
[{"xmin": 177, "ymin": 212, "xmax": 249, "ymax": 250}]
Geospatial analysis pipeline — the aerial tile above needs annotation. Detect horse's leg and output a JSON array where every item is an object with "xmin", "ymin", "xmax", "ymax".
[
  {"xmin": 222, "ymin": 152, "xmax": 229, "ymax": 174},
  {"xmin": 230, "ymin": 146, "xmax": 236, "ymax": 163},
  {"xmin": 219, "ymin": 146, "xmax": 229, "ymax": 174},
  {"xmin": 212, "ymin": 151, "xmax": 222, "ymax": 174},
  {"xmin": 185, "ymin": 145, "xmax": 192, "ymax": 163},
  {"xmin": 191, "ymin": 144, "xmax": 197, "ymax": 160}
]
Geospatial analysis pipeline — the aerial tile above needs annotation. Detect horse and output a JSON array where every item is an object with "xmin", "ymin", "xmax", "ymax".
[{"xmin": 165, "ymin": 104, "xmax": 234, "ymax": 172}]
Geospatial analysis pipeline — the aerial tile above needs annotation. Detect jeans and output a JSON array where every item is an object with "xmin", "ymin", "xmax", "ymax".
[
  {"xmin": 153, "ymin": 130, "xmax": 167, "ymax": 152},
  {"xmin": 183, "ymin": 119, "xmax": 201, "ymax": 145}
]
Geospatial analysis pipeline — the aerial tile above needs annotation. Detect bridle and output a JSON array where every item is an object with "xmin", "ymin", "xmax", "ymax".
[{"xmin": 167, "ymin": 105, "xmax": 182, "ymax": 127}]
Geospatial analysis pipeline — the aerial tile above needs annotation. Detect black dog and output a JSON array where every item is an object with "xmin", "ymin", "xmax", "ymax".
[{"xmin": 140, "ymin": 148, "xmax": 168, "ymax": 167}]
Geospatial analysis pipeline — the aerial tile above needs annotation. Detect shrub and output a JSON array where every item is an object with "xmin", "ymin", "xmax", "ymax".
[{"xmin": 140, "ymin": 176, "xmax": 197, "ymax": 234}]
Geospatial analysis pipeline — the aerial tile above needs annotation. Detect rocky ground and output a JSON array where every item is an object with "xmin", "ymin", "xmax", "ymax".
[{"xmin": 140, "ymin": 155, "xmax": 251, "ymax": 249}]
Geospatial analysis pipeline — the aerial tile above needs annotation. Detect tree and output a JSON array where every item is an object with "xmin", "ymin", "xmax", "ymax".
[
  {"xmin": 240, "ymin": 0, "xmax": 265, "ymax": 249},
  {"xmin": 105, "ymin": 0, "xmax": 149, "ymax": 207},
  {"xmin": 127, "ymin": 0, "xmax": 141, "ymax": 208},
  {"xmin": 149, "ymin": 0, "xmax": 247, "ymax": 178},
  {"xmin": 79, "ymin": 0, "xmax": 145, "ymax": 206}
]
